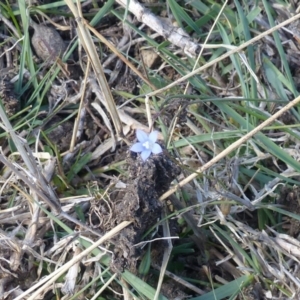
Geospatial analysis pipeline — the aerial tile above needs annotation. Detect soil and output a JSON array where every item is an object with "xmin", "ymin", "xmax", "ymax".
[
  {"xmin": 90, "ymin": 148, "xmax": 181, "ymax": 274},
  {"xmin": 278, "ymin": 186, "xmax": 300, "ymax": 237},
  {"xmin": 0, "ymin": 76, "xmax": 19, "ymax": 117},
  {"xmin": 2, "ymin": 1, "xmax": 300, "ymax": 299}
]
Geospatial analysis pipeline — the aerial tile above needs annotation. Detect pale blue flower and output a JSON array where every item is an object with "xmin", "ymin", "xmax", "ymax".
[{"xmin": 130, "ymin": 129, "xmax": 163, "ymax": 161}]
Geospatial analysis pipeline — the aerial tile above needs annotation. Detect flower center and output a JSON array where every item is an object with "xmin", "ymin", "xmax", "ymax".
[{"xmin": 142, "ymin": 140, "xmax": 153, "ymax": 150}]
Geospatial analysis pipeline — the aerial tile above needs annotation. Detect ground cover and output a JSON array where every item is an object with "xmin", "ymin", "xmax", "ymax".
[{"xmin": 1, "ymin": 0, "xmax": 300, "ymax": 299}]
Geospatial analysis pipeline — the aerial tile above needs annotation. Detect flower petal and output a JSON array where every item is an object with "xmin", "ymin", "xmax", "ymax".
[
  {"xmin": 141, "ymin": 149, "xmax": 151, "ymax": 161},
  {"xmin": 130, "ymin": 142, "xmax": 144, "ymax": 152},
  {"xmin": 148, "ymin": 131, "xmax": 158, "ymax": 143},
  {"xmin": 136, "ymin": 129, "xmax": 148, "ymax": 143},
  {"xmin": 151, "ymin": 143, "xmax": 162, "ymax": 154}
]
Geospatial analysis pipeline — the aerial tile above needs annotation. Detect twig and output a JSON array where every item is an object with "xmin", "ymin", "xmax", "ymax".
[{"xmin": 116, "ymin": 0, "xmax": 200, "ymax": 57}]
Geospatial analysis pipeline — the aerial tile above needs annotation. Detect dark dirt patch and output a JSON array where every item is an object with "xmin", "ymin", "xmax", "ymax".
[
  {"xmin": 91, "ymin": 148, "xmax": 181, "ymax": 274},
  {"xmin": 46, "ymin": 115, "xmax": 74, "ymax": 152},
  {"xmin": 0, "ymin": 76, "xmax": 19, "ymax": 117},
  {"xmin": 278, "ymin": 185, "xmax": 300, "ymax": 237}
]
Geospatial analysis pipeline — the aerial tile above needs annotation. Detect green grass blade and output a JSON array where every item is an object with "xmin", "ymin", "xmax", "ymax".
[
  {"xmin": 122, "ymin": 270, "xmax": 168, "ymax": 300},
  {"xmin": 234, "ymin": 0, "xmax": 257, "ymax": 99},
  {"xmin": 262, "ymin": 0, "xmax": 298, "ymax": 98},
  {"xmin": 168, "ymin": 0, "xmax": 202, "ymax": 35},
  {"xmin": 190, "ymin": 275, "xmax": 253, "ymax": 300}
]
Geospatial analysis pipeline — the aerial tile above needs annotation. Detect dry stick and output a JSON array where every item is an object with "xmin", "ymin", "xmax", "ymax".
[
  {"xmin": 116, "ymin": 0, "xmax": 200, "ymax": 57},
  {"xmin": 159, "ymin": 94, "xmax": 300, "ymax": 202},
  {"xmin": 146, "ymin": 12, "xmax": 300, "ymax": 98}
]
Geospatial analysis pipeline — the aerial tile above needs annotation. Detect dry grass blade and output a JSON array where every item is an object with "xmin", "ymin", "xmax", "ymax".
[
  {"xmin": 160, "ymin": 93, "xmax": 300, "ymax": 201},
  {"xmin": 69, "ymin": 59, "xmax": 90, "ymax": 152},
  {"xmin": 64, "ymin": 0, "xmax": 123, "ymax": 138},
  {"xmin": 15, "ymin": 221, "xmax": 131, "ymax": 300},
  {"xmin": 0, "ymin": 104, "xmax": 62, "ymax": 215},
  {"xmin": 4, "ymin": 1, "xmax": 300, "ymax": 298},
  {"xmin": 154, "ymin": 209, "xmax": 173, "ymax": 300},
  {"xmin": 85, "ymin": 22, "xmax": 157, "ymax": 91},
  {"xmin": 0, "ymin": 153, "xmax": 61, "ymax": 215},
  {"xmin": 146, "ymin": 12, "xmax": 300, "ymax": 97},
  {"xmin": 0, "ymin": 153, "xmax": 102, "ymax": 237},
  {"xmin": 90, "ymin": 273, "xmax": 118, "ymax": 300}
]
